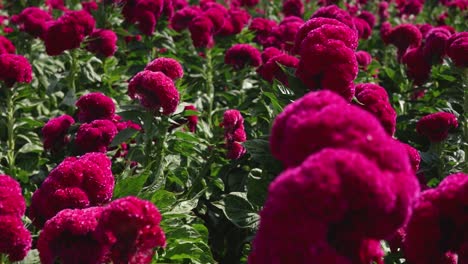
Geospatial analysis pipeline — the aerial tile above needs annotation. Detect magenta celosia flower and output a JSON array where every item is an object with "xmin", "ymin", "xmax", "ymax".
[
  {"xmin": 10, "ymin": 7, "xmax": 52, "ymax": 39},
  {"xmin": 416, "ymin": 112, "xmax": 458, "ymax": 142},
  {"xmin": 402, "ymin": 143, "xmax": 421, "ymax": 173},
  {"xmin": 44, "ymin": 10, "xmax": 96, "ymax": 56},
  {"xmin": 170, "ymin": 6, "xmax": 202, "ymax": 31},
  {"xmin": 354, "ymin": 83, "xmax": 397, "ymax": 135},
  {"xmin": 240, "ymin": 0, "xmax": 258, "ymax": 7},
  {"xmin": 122, "ymin": 0, "xmax": 165, "ymax": 35},
  {"xmin": 266, "ymin": 16, "xmax": 304, "ymax": 52},
  {"xmin": 423, "ymin": 27, "xmax": 452, "ymax": 63},
  {"xmin": 0, "ymin": 36, "xmax": 15, "ymax": 55},
  {"xmin": 75, "ymin": 120, "xmax": 118, "ymax": 153},
  {"xmin": 417, "ymin": 23, "xmax": 433, "ymax": 36},
  {"xmin": 0, "ymin": 175, "xmax": 26, "ymax": 217},
  {"xmin": 0, "ymin": 54, "xmax": 33, "ymax": 87},
  {"xmin": 446, "ymin": 32, "xmax": 468, "ymax": 67},
  {"xmin": 384, "ymin": 24, "xmax": 422, "ymax": 59},
  {"xmin": 378, "ymin": 2, "xmax": 389, "ymax": 22},
  {"xmin": 402, "ymin": 46, "xmax": 431, "ymax": 85},
  {"xmin": 113, "ymin": 115, "xmax": 142, "ymax": 131},
  {"xmin": 404, "ymin": 173, "xmax": 468, "ymax": 263},
  {"xmin": 249, "ymin": 18, "xmax": 277, "ymax": 45},
  {"xmin": 225, "ymin": 44, "xmax": 262, "ymax": 70},
  {"xmin": 222, "ymin": 109, "xmax": 247, "ymax": 159},
  {"xmin": 261, "ymin": 47, "xmax": 283, "ymax": 63},
  {"xmin": 42, "ymin": 115, "xmax": 75, "ymax": 151},
  {"xmin": 355, "ymin": 50, "xmax": 372, "ymax": 70},
  {"xmin": 96, "ymin": 197, "xmax": 166, "ymax": 264},
  {"xmin": 145, "ymin": 57, "xmax": 184, "ymax": 80},
  {"xmin": 357, "ymin": 11, "xmax": 376, "ymax": 28},
  {"xmin": 217, "ymin": 8, "xmax": 250, "ymax": 36},
  {"xmin": 184, "ymin": 105, "xmax": 198, "ymax": 132},
  {"xmin": 310, "ymin": 5, "xmax": 355, "ymax": 30},
  {"xmin": 29, "ymin": 152, "xmax": 114, "ymax": 227},
  {"xmin": 86, "ymin": 29, "xmax": 118, "ymax": 57},
  {"xmin": 257, "ymin": 54, "xmax": 299, "ymax": 85},
  {"xmin": 82, "ymin": 1, "xmax": 99, "ymax": 13},
  {"xmin": 128, "ymin": 70, "xmax": 180, "ymax": 115},
  {"xmin": 189, "ymin": 15, "xmax": 215, "ymax": 48},
  {"xmin": 76, "ymin": 92, "xmax": 116, "ymax": 123},
  {"xmin": 173, "ymin": 0, "xmax": 188, "ymax": 10},
  {"xmin": 46, "ymin": 0, "xmax": 67, "ymax": 10},
  {"xmin": 202, "ymin": 6, "xmax": 227, "ymax": 33},
  {"xmin": 282, "ymin": 0, "xmax": 304, "ymax": 17},
  {"xmin": 37, "ymin": 207, "xmax": 108, "ymax": 264},
  {"xmin": 353, "ymin": 17, "xmax": 371, "ymax": 39},
  {"xmin": 396, "ymin": 0, "xmax": 424, "ymax": 16},
  {"xmin": 0, "ymin": 216, "xmax": 32, "ymax": 262}
]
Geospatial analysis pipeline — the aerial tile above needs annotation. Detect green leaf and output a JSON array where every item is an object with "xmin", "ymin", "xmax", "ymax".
[
  {"xmin": 220, "ymin": 192, "xmax": 259, "ymax": 228},
  {"xmin": 113, "ymin": 166, "xmax": 150, "ymax": 198},
  {"xmin": 151, "ymin": 190, "xmax": 177, "ymax": 212},
  {"xmin": 109, "ymin": 128, "xmax": 139, "ymax": 148}
]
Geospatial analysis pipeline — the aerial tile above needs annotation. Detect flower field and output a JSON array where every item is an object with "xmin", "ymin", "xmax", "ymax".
[{"xmin": 0, "ymin": 0, "xmax": 466, "ymax": 263}]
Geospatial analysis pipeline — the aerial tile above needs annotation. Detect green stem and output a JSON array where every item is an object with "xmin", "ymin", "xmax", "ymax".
[
  {"xmin": 6, "ymin": 89, "xmax": 16, "ymax": 177},
  {"xmin": 144, "ymin": 117, "xmax": 170, "ymax": 194},
  {"xmin": 68, "ymin": 50, "xmax": 78, "ymax": 93},
  {"xmin": 429, "ymin": 141, "xmax": 444, "ymax": 178},
  {"xmin": 186, "ymin": 149, "xmax": 215, "ymax": 199},
  {"xmin": 206, "ymin": 49, "xmax": 215, "ymax": 128}
]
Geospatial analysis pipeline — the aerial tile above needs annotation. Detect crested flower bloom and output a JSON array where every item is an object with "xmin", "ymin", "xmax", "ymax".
[
  {"xmin": 0, "ymin": 175, "xmax": 26, "ymax": 217},
  {"xmin": 282, "ymin": 0, "xmax": 304, "ymax": 17},
  {"xmin": 128, "ymin": 70, "xmax": 180, "ymax": 115},
  {"xmin": 257, "ymin": 53, "xmax": 299, "ymax": 85},
  {"xmin": 75, "ymin": 120, "xmax": 118, "ymax": 153},
  {"xmin": 42, "ymin": 115, "xmax": 75, "ymax": 151},
  {"xmin": 225, "ymin": 44, "xmax": 262, "ymax": 69},
  {"xmin": 378, "ymin": 2, "xmax": 390, "ymax": 22},
  {"xmin": 402, "ymin": 143, "xmax": 421, "ymax": 174},
  {"xmin": 423, "ymin": 27, "xmax": 452, "ymax": 63},
  {"xmin": 10, "ymin": 7, "xmax": 52, "ymax": 39},
  {"xmin": 29, "ymin": 152, "xmax": 114, "ymax": 227},
  {"xmin": 357, "ymin": 11, "xmax": 376, "ymax": 29},
  {"xmin": 0, "ymin": 36, "xmax": 16, "ymax": 54},
  {"xmin": 82, "ymin": 1, "xmax": 99, "ymax": 13},
  {"xmin": 264, "ymin": 16, "xmax": 304, "ymax": 52},
  {"xmin": 76, "ymin": 92, "xmax": 116, "ymax": 123},
  {"xmin": 96, "ymin": 197, "xmax": 166, "ymax": 264},
  {"xmin": 189, "ymin": 15, "xmax": 215, "ymax": 48},
  {"xmin": 121, "ymin": 0, "xmax": 166, "ymax": 35},
  {"xmin": 383, "ymin": 24, "xmax": 422, "ymax": 59},
  {"xmin": 44, "ymin": 10, "xmax": 96, "ymax": 56},
  {"xmin": 355, "ymin": 50, "xmax": 372, "ymax": 70},
  {"xmin": 354, "ymin": 83, "xmax": 397, "ymax": 135},
  {"xmin": 170, "ymin": 6, "xmax": 202, "ymax": 31},
  {"xmin": 0, "ymin": 54, "xmax": 33, "ymax": 87},
  {"xmin": 446, "ymin": 32, "xmax": 468, "ymax": 67},
  {"xmin": 86, "ymin": 29, "xmax": 118, "ymax": 57},
  {"xmin": 249, "ymin": 18, "xmax": 277, "ymax": 46},
  {"xmin": 222, "ymin": 109, "xmax": 247, "ymax": 159},
  {"xmin": 402, "ymin": 46, "xmax": 432, "ymax": 86},
  {"xmin": 416, "ymin": 112, "xmax": 458, "ymax": 142},
  {"xmin": 310, "ymin": 5, "xmax": 355, "ymax": 30},
  {"xmin": 396, "ymin": 0, "xmax": 424, "ymax": 16},
  {"xmin": 46, "ymin": 0, "xmax": 67, "ymax": 11},
  {"xmin": 145, "ymin": 57, "xmax": 184, "ymax": 80},
  {"xmin": 404, "ymin": 173, "xmax": 468, "ymax": 263},
  {"xmin": 184, "ymin": 105, "xmax": 198, "ymax": 133},
  {"xmin": 37, "ymin": 207, "xmax": 108, "ymax": 264},
  {"xmin": 353, "ymin": 17, "xmax": 372, "ymax": 39},
  {"xmin": 217, "ymin": 8, "xmax": 250, "ymax": 36},
  {"xmin": 261, "ymin": 47, "xmax": 283, "ymax": 63}
]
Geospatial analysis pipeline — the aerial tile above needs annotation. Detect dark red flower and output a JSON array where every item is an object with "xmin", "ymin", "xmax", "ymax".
[
  {"xmin": 86, "ymin": 29, "xmax": 118, "ymax": 57},
  {"xmin": 82, "ymin": 1, "xmax": 99, "ymax": 13},
  {"xmin": 225, "ymin": 44, "xmax": 262, "ymax": 69},
  {"xmin": 145, "ymin": 57, "xmax": 184, "ymax": 80},
  {"xmin": 385, "ymin": 24, "xmax": 422, "ymax": 59},
  {"xmin": 184, "ymin": 105, "xmax": 198, "ymax": 132},
  {"xmin": 257, "ymin": 54, "xmax": 299, "ymax": 85},
  {"xmin": 0, "ymin": 35, "xmax": 15, "ymax": 54},
  {"xmin": 10, "ymin": 7, "xmax": 52, "ymax": 39},
  {"xmin": 122, "ymin": 0, "xmax": 165, "ymax": 35},
  {"xmin": 240, "ymin": 0, "xmax": 258, "ymax": 7},
  {"xmin": 218, "ymin": 8, "xmax": 250, "ymax": 36},
  {"xmin": 355, "ymin": 50, "xmax": 372, "ymax": 70},
  {"xmin": 128, "ymin": 70, "xmax": 180, "ymax": 115},
  {"xmin": 0, "ymin": 54, "xmax": 33, "ymax": 87},
  {"xmin": 42, "ymin": 115, "xmax": 75, "ymax": 151},
  {"xmin": 416, "ymin": 112, "xmax": 458, "ymax": 142},
  {"xmin": 0, "ymin": 174, "xmax": 26, "ymax": 217},
  {"xmin": 261, "ymin": 47, "xmax": 283, "ymax": 63},
  {"xmin": 396, "ymin": 0, "xmax": 424, "ymax": 16},
  {"xmin": 378, "ymin": 2, "xmax": 389, "ymax": 22},
  {"xmin": 423, "ymin": 27, "xmax": 451, "ymax": 63},
  {"xmin": 357, "ymin": 11, "xmax": 375, "ymax": 28},
  {"xmin": 44, "ymin": 10, "xmax": 96, "ymax": 56},
  {"xmin": 310, "ymin": 5, "xmax": 355, "ymax": 30},
  {"xmin": 96, "ymin": 197, "xmax": 166, "ymax": 264},
  {"xmin": 0, "ymin": 216, "xmax": 32, "ymax": 262},
  {"xmin": 402, "ymin": 143, "xmax": 421, "ymax": 174},
  {"xmin": 76, "ymin": 92, "xmax": 116, "ymax": 123},
  {"xmin": 29, "ymin": 152, "xmax": 114, "ymax": 227},
  {"xmin": 446, "ymin": 32, "xmax": 468, "ymax": 67},
  {"xmin": 75, "ymin": 120, "xmax": 118, "ymax": 153},
  {"xmin": 353, "ymin": 17, "xmax": 371, "ymax": 39},
  {"xmin": 249, "ymin": 18, "xmax": 277, "ymax": 45},
  {"xmin": 170, "ymin": 6, "xmax": 201, "ymax": 31},
  {"xmin": 282, "ymin": 0, "xmax": 304, "ymax": 17},
  {"xmin": 222, "ymin": 109, "xmax": 247, "ymax": 159},
  {"xmin": 402, "ymin": 46, "xmax": 431, "ymax": 85},
  {"xmin": 46, "ymin": 0, "xmax": 67, "ymax": 11},
  {"xmin": 189, "ymin": 15, "xmax": 214, "ymax": 48}
]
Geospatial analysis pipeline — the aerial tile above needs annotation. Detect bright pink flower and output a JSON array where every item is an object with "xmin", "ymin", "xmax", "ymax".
[
  {"xmin": 0, "ymin": 216, "xmax": 32, "ymax": 262},
  {"xmin": 261, "ymin": 47, "xmax": 283, "ymax": 63},
  {"xmin": 86, "ymin": 29, "xmax": 118, "ymax": 57},
  {"xmin": 170, "ymin": 6, "xmax": 201, "ymax": 31},
  {"xmin": 355, "ymin": 50, "xmax": 372, "ymax": 70},
  {"xmin": 145, "ymin": 57, "xmax": 184, "ymax": 80},
  {"xmin": 82, "ymin": 1, "xmax": 99, "ymax": 13},
  {"xmin": 42, "ymin": 115, "xmax": 75, "ymax": 151},
  {"xmin": 396, "ymin": 0, "xmax": 424, "ymax": 16},
  {"xmin": 0, "ymin": 35, "xmax": 15, "ymax": 54},
  {"xmin": 225, "ymin": 44, "xmax": 262, "ymax": 69},
  {"xmin": 402, "ymin": 46, "xmax": 431, "ymax": 85},
  {"xmin": 0, "ymin": 54, "xmax": 33, "ymax": 87},
  {"xmin": 257, "ymin": 54, "xmax": 299, "ymax": 85},
  {"xmin": 384, "ymin": 24, "xmax": 422, "ymax": 59},
  {"xmin": 76, "ymin": 92, "xmax": 116, "ymax": 123},
  {"xmin": 75, "ymin": 120, "xmax": 118, "ymax": 153},
  {"xmin": 402, "ymin": 143, "xmax": 421, "ymax": 174},
  {"xmin": 10, "ymin": 7, "xmax": 52, "ymax": 38},
  {"xmin": 217, "ymin": 8, "xmax": 250, "ymax": 36},
  {"xmin": 446, "ymin": 32, "xmax": 468, "ymax": 67},
  {"xmin": 184, "ymin": 105, "xmax": 198, "ymax": 132},
  {"xmin": 222, "ymin": 109, "xmax": 247, "ymax": 159},
  {"xmin": 423, "ymin": 27, "xmax": 451, "ymax": 63},
  {"xmin": 0, "ymin": 175, "xmax": 26, "ymax": 217},
  {"xmin": 378, "ymin": 2, "xmax": 389, "ymax": 21},
  {"xmin": 189, "ymin": 15, "xmax": 215, "ymax": 48},
  {"xmin": 122, "ymin": 0, "xmax": 165, "ymax": 35},
  {"xmin": 128, "ymin": 70, "xmax": 180, "ymax": 115},
  {"xmin": 353, "ymin": 17, "xmax": 371, "ymax": 39},
  {"xmin": 46, "ymin": 0, "xmax": 67, "ymax": 11},
  {"xmin": 357, "ymin": 11, "xmax": 376, "ymax": 28},
  {"xmin": 416, "ymin": 112, "xmax": 458, "ymax": 142},
  {"xmin": 249, "ymin": 18, "xmax": 277, "ymax": 45},
  {"xmin": 310, "ymin": 5, "xmax": 355, "ymax": 30}
]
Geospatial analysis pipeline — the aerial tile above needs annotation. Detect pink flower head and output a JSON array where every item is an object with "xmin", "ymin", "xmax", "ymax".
[
  {"xmin": 354, "ymin": 83, "xmax": 397, "ymax": 135},
  {"xmin": 355, "ymin": 50, "xmax": 372, "ymax": 70},
  {"xmin": 122, "ymin": 0, "xmax": 165, "ymax": 35},
  {"xmin": 10, "ymin": 7, "xmax": 52, "ymax": 39},
  {"xmin": 222, "ymin": 109, "xmax": 247, "ymax": 159},
  {"xmin": 423, "ymin": 27, "xmax": 452, "ymax": 63},
  {"xmin": 37, "ymin": 207, "xmax": 108, "ymax": 264},
  {"xmin": 282, "ymin": 0, "xmax": 304, "ymax": 17},
  {"xmin": 0, "ymin": 216, "xmax": 32, "ymax": 262},
  {"xmin": 249, "ymin": 18, "xmax": 277, "ymax": 45},
  {"xmin": 402, "ymin": 143, "xmax": 421, "ymax": 173},
  {"xmin": 113, "ymin": 115, "xmax": 142, "ymax": 131},
  {"xmin": 396, "ymin": 0, "xmax": 424, "ymax": 16},
  {"xmin": 416, "ymin": 112, "xmax": 458, "ymax": 142},
  {"xmin": 404, "ymin": 173, "xmax": 468, "ymax": 263},
  {"xmin": 76, "ymin": 92, "xmax": 116, "ymax": 123},
  {"xmin": 0, "ymin": 175, "xmax": 26, "ymax": 217},
  {"xmin": 46, "ymin": 0, "xmax": 67, "ymax": 11},
  {"xmin": 257, "ymin": 54, "xmax": 299, "ymax": 85},
  {"xmin": 189, "ymin": 15, "xmax": 215, "ymax": 48},
  {"xmin": 86, "ymin": 29, "xmax": 118, "ymax": 57},
  {"xmin": 170, "ymin": 6, "xmax": 201, "ymax": 31},
  {"xmin": 42, "ymin": 115, "xmax": 75, "ymax": 151},
  {"xmin": 173, "ymin": 0, "xmax": 188, "ymax": 10},
  {"xmin": 0, "ymin": 54, "xmax": 33, "ymax": 87},
  {"xmin": 75, "ymin": 120, "xmax": 118, "ymax": 153},
  {"xmin": 225, "ymin": 44, "xmax": 262, "ymax": 69},
  {"xmin": 44, "ymin": 10, "xmax": 96, "ymax": 56},
  {"xmin": 203, "ymin": 6, "xmax": 227, "ymax": 33},
  {"xmin": 417, "ymin": 23, "xmax": 433, "ymax": 36},
  {"xmin": 261, "ymin": 47, "xmax": 283, "ymax": 63},
  {"xmin": 128, "ymin": 70, "xmax": 180, "ymax": 115},
  {"xmin": 402, "ymin": 46, "xmax": 431, "ymax": 85},
  {"xmin": 353, "ymin": 17, "xmax": 371, "ymax": 39},
  {"xmin": 385, "ymin": 24, "xmax": 422, "ymax": 59},
  {"xmin": 82, "ymin": 1, "xmax": 99, "ymax": 13},
  {"xmin": 269, "ymin": 16, "xmax": 304, "ymax": 51},
  {"xmin": 96, "ymin": 197, "xmax": 166, "ymax": 264},
  {"xmin": 310, "ymin": 5, "xmax": 355, "ymax": 30},
  {"xmin": 0, "ymin": 35, "xmax": 15, "ymax": 54},
  {"xmin": 29, "ymin": 152, "xmax": 114, "ymax": 227},
  {"xmin": 184, "ymin": 105, "xmax": 198, "ymax": 132},
  {"xmin": 446, "ymin": 32, "xmax": 468, "ymax": 67},
  {"xmin": 378, "ymin": 1, "xmax": 390, "ymax": 21},
  {"xmin": 218, "ymin": 8, "xmax": 250, "ymax": 36},
  {"xmin": 145, "ymin": 57, "xmax": 184, "ymax": 80},
  {"xmin": 357, "ymin": 11, "xmax": 376, "ymax": 29}
]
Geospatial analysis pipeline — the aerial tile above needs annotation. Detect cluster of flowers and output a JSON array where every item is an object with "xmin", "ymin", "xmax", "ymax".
[
  {"xmin": 0, "ymin": 175, "xmax": 31, "ymax": 262},
  {"xmin": 249, "ymin": 90, "xmax": 420, "ymax": 263},
  {"xmin": 0, "ymin": 36, "xmax": 33, "ymax": 87},
  {"xmin": 221, "ymin": 109, "xmax": 247, "ymax": 160},
  {"xmin": 11, "ymin": 7, "xmax": 117, "ymax": 57},
  {"xmin": 170, "ymin": 0, "xmax": 250, "ymax": 48}
]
